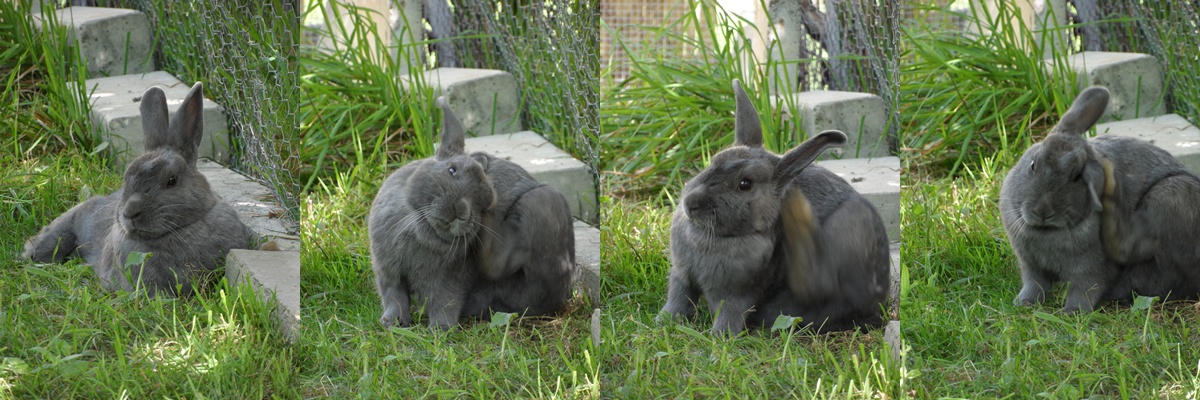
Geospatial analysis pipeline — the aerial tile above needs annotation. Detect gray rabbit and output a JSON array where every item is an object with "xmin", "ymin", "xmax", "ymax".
[
  {"xmin": 23, "ymin": 83, "xmax": 253, "ymax": 297},
  {"xmin": 659, "ymin": 80, "xmax": 890, "ymax": 335},
  {"xmin": 1001, "ymin": 86, "xmax": 1200, "ymax": 312},
  {"xmin": 369, "ymin": 97, "xmax": 575, "ymax": 329}
]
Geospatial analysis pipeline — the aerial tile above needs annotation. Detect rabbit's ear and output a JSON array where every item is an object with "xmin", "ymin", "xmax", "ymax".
[
  {"xmin": 775, "ymin": 130, "xmax": 847, "ymax": 184},
  {"xmin": 1056, "ymin": 86, "xmax": 1109, "ymax": 136},
  {"xmin": 152, "ymin": 83, "xmax": 205, "ymax": 166},
  {"xmin": 436, "ymin": 96, "xmax": 465, "ymax": 159},
  {"xmin": 732, "ymin": 80, "xmax": 763, "ymax": 148},
  {"xmin": 140, "ymin": 86, "xmax": 169, "ymax": 151},
  {"xmin": 1083, "ymin": 158, "xmax": 1105, "ymax": 210}
]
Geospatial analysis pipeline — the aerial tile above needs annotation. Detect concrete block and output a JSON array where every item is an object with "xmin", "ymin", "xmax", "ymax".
[
  {"xmin": 574, "ymin": 220, "xmax": 600, "ymax": 306},
  {"xmin": 198, "ymin": 159, "xmax": 300, "ymax": 251},
  {"xmin": 404, "ymin": 68, "xmax": 522, "ymax": 136},
  {"xmin": 226, "ymin": 249, "xmax": 300, "ymax": 340},
  {"xmin": 814, "ymin": 156, "xmax": 901, "ymax": 241},
  {"xmin": 463, "ymin": 131, "xmax": 597, "ymax": 222},
  {"xmin": 1096, "ymin": 113, "xmax": 1200, "ymax": 175},
  {"xmin": 889, "ymin": 241, "xmax": 900, "ymax": 318},
  {"xmin": 34, "ymin": 7, "xmax": 154, "ymax": 77},
  {"xmin": 883, "ymin": 320, "xmax": 901, "ymax": 364},
  {"xmin": 1048, "ymin": 52, "xmax": 1166, "ymax": 121},
  {"xmin": 775, "ymin": 90, "xmax": 891, "ymax": 158},
  {"xmin": 79, "ymin": 71, "xmax": 231, "ymax": 167}
]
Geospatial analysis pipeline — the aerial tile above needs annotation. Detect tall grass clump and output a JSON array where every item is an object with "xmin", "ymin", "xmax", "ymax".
[
  {"xmin": 1, "ymin": 2, "xmax": 96, "ymax": 157},
  {"xmin": 900, "ymin": 2, "xmax": 1081, "ymax": 178},
  {"xmin": 602, "ymin": 0, "xmax": 898, "ymax": 199}
]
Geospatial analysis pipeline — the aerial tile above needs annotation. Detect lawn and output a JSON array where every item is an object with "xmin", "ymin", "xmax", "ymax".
[{"xmin": 899, "ymin": 3, "xmax": 1200, "ymax": 398}]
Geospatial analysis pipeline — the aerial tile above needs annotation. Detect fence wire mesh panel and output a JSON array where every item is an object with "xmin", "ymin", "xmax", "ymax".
[
  {"xmin": 455, "ymin": 0, "xmax": 601, "ymax": 197},
  {"xmin": 100, "ymin": 0, "xmax": 303, "ymax": 224},
  {"xmin": 601, "ymin": 0, "xmax": 705, "ymax": 85},
  {"xmin": 1085, "ymin": 1, "xmax": 1200, "ymax": 125}
]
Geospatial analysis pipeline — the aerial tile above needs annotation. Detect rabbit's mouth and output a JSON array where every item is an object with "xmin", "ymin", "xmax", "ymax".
[{"xmin": 119, "ymin": 215, "xmax": 160, "ymax": 239}]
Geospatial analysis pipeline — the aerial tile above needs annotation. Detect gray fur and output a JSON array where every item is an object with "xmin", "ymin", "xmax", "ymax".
[
  {"xmin": 659, "ymin": 80, "xmax": 890, "ymax": 335},
  {"xmin": 1001, "ymin": 86, "xmax": 1200, "ymax": 312},
  {"xmin": 369, "ymin": 97, "xmax": 574, "ymax": 329},
  {"xmin": 23, "ymin": 83, "xmax": 252, "ymax": 297}
]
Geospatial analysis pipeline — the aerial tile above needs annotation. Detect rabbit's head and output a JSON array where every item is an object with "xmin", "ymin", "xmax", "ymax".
[
  {"xmin": 1006, "ymin": 86, "xmax": 1110, "ymax": 229},
  {"xmin": 406, "ymin": 97, "xmax": 496, "ymax": 241},
  {"xmin": 680, "ymin": 80, "xmax": 846, "ymax": 236},
  {"xmin": 117, "ymin": 83, "xmax": 218, "ymax": 240}
]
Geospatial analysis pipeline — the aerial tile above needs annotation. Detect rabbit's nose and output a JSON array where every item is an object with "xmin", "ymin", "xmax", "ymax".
[{"xmin": 454, "ymin": 198, "xmax": 470, "ymax": 220}]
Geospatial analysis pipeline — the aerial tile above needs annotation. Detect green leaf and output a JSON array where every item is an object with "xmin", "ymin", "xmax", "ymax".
[
  {"xmin": 1131, "ymin": 295, "xmax": 1158, "ymax": 311},
  {"xmin": 1, "ymin": 357, "xmax": 29, "ymax": 375},
  {"xmin": 123, "ymin": 251, "xmax": 151, "ymax": 268},
  {"xmin": 489, "ymin": 312, "xmax": 515, "ymax": 327},
  {"xmin": 770, "ymin": 315, "xmax": 800, "ymax": 333}
]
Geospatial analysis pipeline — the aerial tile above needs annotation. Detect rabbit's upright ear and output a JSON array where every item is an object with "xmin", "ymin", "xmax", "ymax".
[
  {"xmin": 148, "ymin": 83, "xmax": 205, "ymax": 166},
  {"xmin": 436, "ymin": 96, "xmax": 466, "ymax": 159},
  {"xmin": 775, "ymin": 130, "xmax": 847, "ymax": 185},
  {"xmin": 1055, "ymin": 86, "xmax": 1110, "ymax": 136},
  {"xmin": 140, "ymin": 86, "xmax": 169, "ymax": 151},
  {"xmin": 732, "ymin": 80, "xmax": 763, "ymax": 148}
]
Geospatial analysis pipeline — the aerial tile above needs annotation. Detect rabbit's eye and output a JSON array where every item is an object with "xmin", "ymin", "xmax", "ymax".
[
  {"xmin": 1030, "ymin": 160, "xmax": 1036, "ymax": 172},
  {"xmin": 166, "ymin": 175, "xmax": 177, "ymax": 187},
  {"xmin": 738, "ymin": 178, "xmax": 753, "ymax": 191},
  {"xmin": 448, "ymin": 166, "xmax": 457, "ymax": 176}
]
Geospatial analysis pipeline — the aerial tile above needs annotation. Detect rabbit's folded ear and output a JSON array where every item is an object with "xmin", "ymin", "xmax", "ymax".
[
  {"xmin": 732, "ymin": 80, "xmax": 763, "ymax": 148},
  {"xmin": 775, "ymin": 130, "xmax": 847, "ymax": 185},
  {"xmin": 146, "ymin": 83, "xmax": 205, "ymax": 166},
  {"xmin": 436, "ymin": 96, "xmax": 466, "ymax": 159},
  {"xmin": 140, "ymin": 86, "xmax": 169, "ymax": 150},
  {"xmin": 1055, "ymin": 86, "xmax": 1110, "ymax": 136},
  {"xmin": 1083, "ymin": 158, "xmax": 1105, "ymax": 210}
]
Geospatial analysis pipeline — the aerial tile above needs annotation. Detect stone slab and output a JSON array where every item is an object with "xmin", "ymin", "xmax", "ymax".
[
  {"xmin": 34, "ymin": 6, "xmax": 154, "ymax": 77},
  {"xmin": 226, "ymin": 249, "xmax": 300, "ymax": 341},
  {"xmin": 198, "ymin": 159, "xmax": 300, "ymax": 251},
  {"xmin": 79, "ymin": 71, "xmax": 231, "ymax": 167},
  {"xmin": 814, "ymin": 156, "xmax": 901, "ymax": 241},
  {"xmin": 463, "ymin": 131, "xmax": 597, "ymax": 222},
  {"xmin": 574, "ymin": 220, "xmax": 600, "ymax": 306},
  {"xmin": 1049, "ymin": 51, "xmax": 1166, "ymax": 121},
  {"xmin": 889, "ymin": 241, "xmax": 900, "ymax": 318},
  {"xmin": 775, "ymin": 90, "xmax": 891, "ymax": 159},
  {"xmin": 1096, "ymin": 113, "xmax": 1200, "ymax": 176},
  {"xmin": 883, "ymin": 320, "xmax": 902, "ymax": 364},
  {"xmin": 403, "ymin": 68, "xmax": 522, "ymax": 136}
]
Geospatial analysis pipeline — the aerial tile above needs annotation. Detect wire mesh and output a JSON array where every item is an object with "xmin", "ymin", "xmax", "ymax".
[
  {"xmin": 455, "ymin": 0, "xmax": 601, "ymax": 207},
  {"xmin": 100, "ymin": 0, "xmax": 302, "ymax": 224}
]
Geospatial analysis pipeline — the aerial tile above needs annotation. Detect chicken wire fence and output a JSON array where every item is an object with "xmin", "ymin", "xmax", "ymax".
[
  {"xmin": 454, "ymin": 0, "xmax": 601, "ymax": 191},
  {"xmin": 96, "ymin": 0, "xmax": 302, "ymax": 224},
  {"xmin": 602, "ymin": 0, "xmax": 900, "ymax": 153},
  {"xmin": 1082, "ymin": 1, "xmax": 1200, "ymax": 125}
]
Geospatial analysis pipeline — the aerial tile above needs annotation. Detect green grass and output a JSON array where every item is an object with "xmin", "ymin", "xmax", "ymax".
[
  {"xmin": 296, "ymin": 164, "xmax": 599, "ymax": 397},
  {"xmin": 901, "ymin": 3, "xmax": 1200, "ymax": 397},
  {"xmin": 600, "ymin": 194, "xmax": 905, "ymax": 397}
]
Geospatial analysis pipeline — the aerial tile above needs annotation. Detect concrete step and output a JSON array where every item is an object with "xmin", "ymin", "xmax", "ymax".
[
  {"xmin": 1047, "ymin": 51, "xmax": 1166, "ymax": 122},
  {"xmin": 225, "ymin": 249, "xmax": 300, "ymax": 341},
  {"xmin": 79, "ymin": 71, "xmax": 231, "ymax": 168},
  {"xmin": 403, "ymin": 68, "xmax": 522, "ymax": 136},
  {"xmin": 200, "ymin": 159, "xmax": 300, "ymax": 340},
  {"xmin": 773, "ymin": 90, "xmax": 891, "ymax": 159},
  {"xmin": 574, "ymin": 220, "xmax": 600, "ymax": 306},
  {"xmin": 197, "ymin": 159, "xmax": 299, "ymax": 251},
  {"xmin": 814, "ymin": 156, "xmax": 901, "ymax": 241},
  {"xmin": 33, "ymin": 6, "xmax": 154, "ymax": 77},
  {"xmin": 463, "ymin": 131, "xmax": 597, "ymax": 222},
  {"xmin": 889, "ymin": 241, "xmax": 900, "ymax": 319},
  {"xmin": 1096, "ymin": 113, "xmax": 1200, "ymax": 175}
]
